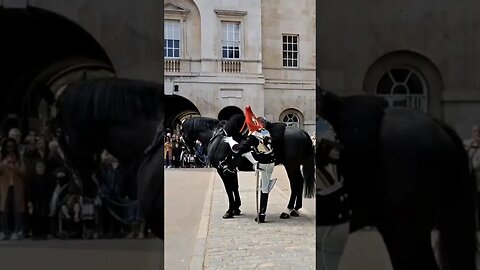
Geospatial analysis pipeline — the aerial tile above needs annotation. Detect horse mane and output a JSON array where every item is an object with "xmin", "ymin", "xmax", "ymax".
[
  {"xmin": 317, "ymin": 87, "xmax": 388, "ymax": 129},
  {"xmin": 59, "ymin": 78, "xmax": 164, "ymax": 123},
  {"xmin": 183, "ymin": 117, "xmax": 219, "ymax": 135}
]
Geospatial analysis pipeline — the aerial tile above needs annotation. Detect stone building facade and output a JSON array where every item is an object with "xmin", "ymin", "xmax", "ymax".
[
  {"xmin": 317, "ymin": 0, "xmax": 480, "ymax": 138},
  {"xmin": 164, "ymin": 0, "xmax": 316, "ymax": 134},
  {"xmin": 1, "ymin": 0, "xmax": 163, "ymax": 132}
]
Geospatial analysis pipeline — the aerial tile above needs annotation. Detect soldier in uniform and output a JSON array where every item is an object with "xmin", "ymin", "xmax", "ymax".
[{"xmin": 222, "ymin": 106, "xmax": 276, "ymax": 223}]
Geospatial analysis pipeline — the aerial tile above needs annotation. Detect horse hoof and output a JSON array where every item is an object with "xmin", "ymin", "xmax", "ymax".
[
  {"xmin": 233, "ymin": 209, "xmax": 241, "ymax": 215},
  {"xmin": 290, "ymin": 210, "xmax": 300, "ymax": 217},
  {"xmin": 223, "ymin": 212, "xmax": 234, "ymax": 219},
  {"xmin": 255, "ymin": 214, "xmax": 266, "ymax": 223},
  {"xmin": 279, "ymin": 212, "xmax": 290, "ymax": 219}
]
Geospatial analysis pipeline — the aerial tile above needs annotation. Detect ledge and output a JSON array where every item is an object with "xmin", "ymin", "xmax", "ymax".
[
  {"xmin": 164, "ymin": 2, "xmax": 190, "ymax": 15},
  {"xmin": 214, "ymin": 9, "xmax": 247, "ymax": 16}
]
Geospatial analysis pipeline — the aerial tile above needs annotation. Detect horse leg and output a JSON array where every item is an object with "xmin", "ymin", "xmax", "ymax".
[
  {"xmin": 217, "ymin": 169, "xmax": 236, "ymax": 219},
  {"xmin": 378, "ymin": 219, "xmax": 438, "ymax": 270},
  {"xmin": 278, "ymin": 166, "xmax": 300, "ymax": 219},
  {"xmin": 284, "ymin": 166, "xmax": 303, "ymax": 217}
]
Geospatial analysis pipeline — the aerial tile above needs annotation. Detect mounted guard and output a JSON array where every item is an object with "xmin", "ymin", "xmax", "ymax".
[{"xmin": 222, "ymin": 106, "xmax": 277, "ymax": 223}]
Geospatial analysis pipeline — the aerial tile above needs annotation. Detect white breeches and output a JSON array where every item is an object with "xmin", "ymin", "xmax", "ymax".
[{"xmin": 258, "ymin": 162, "xmax": 274, "ymax": 193}]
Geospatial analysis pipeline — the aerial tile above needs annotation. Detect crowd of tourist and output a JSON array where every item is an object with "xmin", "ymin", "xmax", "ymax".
[
  {"xmin": 0, "ymin": 127, "xmax": 147, "ymax": 241},
  {"xmin": 164, "ymin": 130, "xmax": 210, "ymax": 168}
]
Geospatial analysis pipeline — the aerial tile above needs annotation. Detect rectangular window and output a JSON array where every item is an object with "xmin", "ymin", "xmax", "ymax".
[
  {"xmin": 164, "ymin": 20, "xmax": 181, "ymax": 58},
  {"xmin": 221, "ymin": 22, "xmax": 240, "ymax": 59},
  {"xmin": 282, "ymin": 34, "xmax": 298, "ymax": 67}
]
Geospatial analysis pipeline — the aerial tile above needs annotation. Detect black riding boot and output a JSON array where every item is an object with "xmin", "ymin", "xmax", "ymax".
[{"xmin": 256, "ymin": 192, "xmax": 269, "ymax": 223}]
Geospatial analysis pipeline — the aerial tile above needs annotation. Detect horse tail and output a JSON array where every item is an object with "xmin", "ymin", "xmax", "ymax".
[
  {"xmin": 302, "ymin": 131, "xmax": 315, "ymax": 198},
  {"xmin": 435, "ymin": 120, "xmax": 477, "ymax": 270}
]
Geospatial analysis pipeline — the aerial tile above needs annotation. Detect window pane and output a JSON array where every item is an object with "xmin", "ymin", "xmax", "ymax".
[
  {"xmin": 293, "ymin": 60, "xmax": 298, "ymax": 67},
  {"xmin": 293, "ymin": 44, "xmax": 297, "ymax": 51},
  {"xmin": 377, "ymin": 73, "xmax": 393, "ymax": 94},
  {"xmin": 288, "ymin": 52, "xmax": 292, "ymax": 59},
  {"xmin": 283, "ymin": 35, "xmax": 287, "ymax": 42},
  {"xmin": 288, "ymin": 44, "xmax": 292, "ymax": 51},
  {"xmin": 235, "ymin": 29, "xmax": 240, "ymax": 40},
  {"xmin": 393, "ymin": 84, "xmax": 408, "ymax": 94},
  {"xmin": 391, "ymin": 69, "xmax": 410, "ymax": 82},
  {"xmin": 292, "ymin": 52, "xmax": 298, "ymax": 60},
  {"xmin": 221, "ymin": 22, "xmax": 241, "ymax": 58},
  {"xmin": 288, "ymin": 60, "xmax": 292, "ymax": 66},
  {"xmin": 292, "ymin": 36, "xmax": 297, "ymax": 43},
  {"xmin": 283, "ymin": 52, "xmax": 287, "ymax": 59},
  {"xmin": 288, "ymin": 36, "xmax": 292, "ymax": 43},
  {"xmin": 174, "ymin": 49, "xmax": 179, "ymax": 58},
  {"xmin": 174, "ymin": 40, "xmax": 180, "ymax": 49},
  {"xmin": 283, "ymin": 43, "xmax": 287, "ymax": 51},
  {"xmin": 407, "ymin": 74, "xmax": 424, "ymax": 94},
  {"xmin": 164, "ymin": 48, "xmax": 167, "ymax": 57}
]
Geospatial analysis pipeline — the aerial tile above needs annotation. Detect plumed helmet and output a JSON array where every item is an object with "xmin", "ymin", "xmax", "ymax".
[{"xmin": 242, "ymin": 106, "xmax": 264, "ymax": 133}]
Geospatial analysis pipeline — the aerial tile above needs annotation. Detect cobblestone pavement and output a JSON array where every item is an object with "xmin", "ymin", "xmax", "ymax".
[{"xmin": 193, "ymin": 169, "xmax": 315, "ymax": 270}]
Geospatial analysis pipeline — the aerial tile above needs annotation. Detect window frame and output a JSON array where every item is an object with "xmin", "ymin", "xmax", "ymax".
[
  {"xmin": 164, "ymin": 19, "xmax": 182, "ymax": 59},
  {"xmin": 375, "ymin": 67, "xmax": 428, "ymax": 113},
  {"xmin": 279, "ymin": 109, "xmax": 304, "ymax": 129},
  {"xmin": 282, "ymin": 34, "xmax": 299, "ymax": 68},
  {"xmin": 221, "ymin": 21, "xmax": 241, "ymax": 60}
]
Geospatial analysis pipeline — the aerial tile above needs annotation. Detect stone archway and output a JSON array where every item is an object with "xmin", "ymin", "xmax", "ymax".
[
  {"xmin": 164, "ymin": 95, "xmax": 201, "ymax": 131},
  {"xmin": 0, "ymin": 7, "xmax": 114, "ymax": 133},
  {"xmin": 218, "ymin": 106, "xmax": 243, "ymax": 121}
]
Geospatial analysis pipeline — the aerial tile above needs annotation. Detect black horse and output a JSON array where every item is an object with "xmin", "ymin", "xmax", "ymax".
[
  {"xmin": 316, "ymin": 88, "xmax": 477, "ymax": 270},
  {"xmin": 182, "ymin": 115, "xmax": 315, "ymax": 219},
  {"xmin": 55, "ymin": 78, "xmax": 164, "ymax": 239}
]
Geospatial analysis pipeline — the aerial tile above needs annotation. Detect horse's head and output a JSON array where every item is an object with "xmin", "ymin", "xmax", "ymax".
[{"xmin": 223, "ymin": 114, "xmax": 246, "ymax": 139}]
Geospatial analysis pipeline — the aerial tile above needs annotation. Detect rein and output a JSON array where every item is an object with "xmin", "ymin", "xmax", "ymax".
[{"xmin": 208, "ymin": 126, "xmax": 231, "ymax": 168}]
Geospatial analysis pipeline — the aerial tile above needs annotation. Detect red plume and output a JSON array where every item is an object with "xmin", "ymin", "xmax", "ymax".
[{"xmin": 241, "ymin": 106, "xmax": 264, "ymax": 133}]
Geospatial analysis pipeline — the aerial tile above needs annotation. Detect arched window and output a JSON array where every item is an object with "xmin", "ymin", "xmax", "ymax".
[
  {"xmin": 279, "ymin": 109, "xmax": 304, "ymax": 129},
  {"xmin": 376, "ymin": 67, "xmax": 427, "ymax": 112}
]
